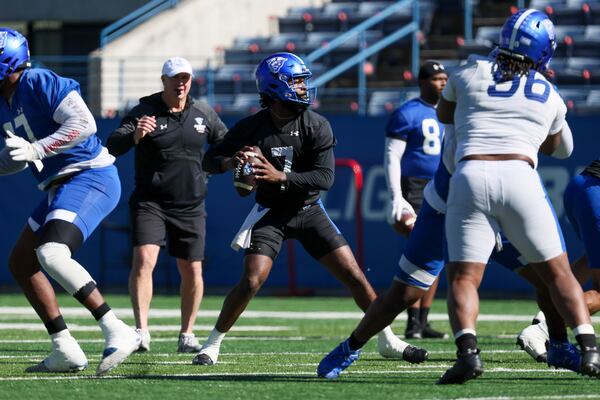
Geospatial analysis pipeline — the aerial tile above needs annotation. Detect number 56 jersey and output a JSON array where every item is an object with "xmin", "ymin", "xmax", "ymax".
[{"xmin": 442, "ymin": 55, "xmax": 567, "ymax": 168}]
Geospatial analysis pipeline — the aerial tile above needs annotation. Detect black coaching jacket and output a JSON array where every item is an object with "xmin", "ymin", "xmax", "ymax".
[{"xmin": 107, "ymin": 92, "xmax": 227, "ymax": 214}]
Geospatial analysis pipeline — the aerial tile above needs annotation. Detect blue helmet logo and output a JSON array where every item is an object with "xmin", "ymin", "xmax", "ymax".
[
  {"xmin": 0, "ymin": 28, "xmax": 30, "ymax": 81},
  {"xmin": 498, "ymin": 9, "xmax": 557, "ymax": 72},
  {"xmin": 256, "ymin": 52, "xmax": 316, "ymax": 105}
]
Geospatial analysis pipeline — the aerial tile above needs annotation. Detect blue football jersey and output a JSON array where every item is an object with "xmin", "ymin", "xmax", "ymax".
[
  {"xmin": 385, "ymin": 98, "xmax": 444, "ymax": 179},
  {"xmin": 0, "ymin": 68, "xmax": 104, "ymax": 186}
]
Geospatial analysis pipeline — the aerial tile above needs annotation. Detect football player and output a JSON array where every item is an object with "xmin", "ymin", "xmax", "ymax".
[
  {"xmin": 384, "ymin": 60, "xmax": 448, "ymax": 339},
  {"xmin": 436, "ymin": 9, "xmax": 600, "ymax": 383},
  {"xmin": 0, "ymin": 28, "xmax": 140, "ymax": 375},
  {"xmin": 317, "ymin": 120, "xmax": 580, "ymax": 379},
  {"xmin": 192, "ymin": 52, "xmax": 427, "ymax": 367}
]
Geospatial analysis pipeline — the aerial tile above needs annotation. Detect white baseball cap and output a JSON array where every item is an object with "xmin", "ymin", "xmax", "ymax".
[{"xmin": 162, "ymin": 57, "xmax": 193, "ymax": 77}]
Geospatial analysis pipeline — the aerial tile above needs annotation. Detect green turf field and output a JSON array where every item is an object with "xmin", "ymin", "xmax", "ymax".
[{"xmin": 0, "ymin": 294, "xmax": 598, "ymax": 399}]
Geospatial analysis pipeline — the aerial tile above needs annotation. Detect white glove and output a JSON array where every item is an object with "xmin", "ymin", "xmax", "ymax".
[
  {"xmin": 5, "ymin": 130, "xmax": 43, "ymax": 162},
  {"xmin": 387, "ymin": 196, "xmax": 416, "ymax": 225}
]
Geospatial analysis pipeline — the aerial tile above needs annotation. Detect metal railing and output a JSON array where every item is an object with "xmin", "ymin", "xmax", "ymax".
[
  {"xmin": 306, "ymin": 0, "xmax": 421, "ymax": 116},
  {"xmin": 100, "ymin": 0, "xmax": 180, "ymax": 47}
]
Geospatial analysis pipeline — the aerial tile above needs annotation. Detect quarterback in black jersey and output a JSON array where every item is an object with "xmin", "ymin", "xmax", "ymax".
[{"xmin": 193, "ymin": 52, "xmax": 428, "ymax": 367}]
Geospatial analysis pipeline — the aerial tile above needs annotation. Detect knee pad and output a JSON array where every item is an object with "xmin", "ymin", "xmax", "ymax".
[{"xmin": 36, "ymin": 242, "xmax": 95, "ymax": 295}]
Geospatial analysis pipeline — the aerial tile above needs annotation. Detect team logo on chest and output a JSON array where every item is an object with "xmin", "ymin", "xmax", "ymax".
[
  {"xmin": 194, "ymin": 117, "xmax": 206, "ymax": 134},
  {"xmin": 159, "ymin": 123, "xmax": 167, "ymax": 130}
]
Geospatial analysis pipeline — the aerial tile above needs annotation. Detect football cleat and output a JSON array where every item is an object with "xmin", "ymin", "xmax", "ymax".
[
  {"xmin": 580, "ymin": 347, "xmax": 600, "ymax": 378},
  {"xmin": 377, "ymin": 329, "xmax": 408, "ymax": 359},
  {"xmin": 26, "ymin": 333, "xmax": 88, "ymax": 373},
  {"xmin": 437, "ymin": 349, "xmax": 484, "ymax": 384},
  {"xmin": 404, "ymin": 319, "xmax": 422, "ymax": 339},
  {"xmin": 178, "ymin": 333, "xmax": 202, "ymax": 353},
  {"xmin": 317, "ymin": 339, "xmax": 361, "ymax": 379},
  {"xmin": 192, "ymin": 353, "xmax": 215, "ymax": 366},
  {"xmin": 135, "ymin": 328, "xmax": 151, "ymax": 352},
  {"xmin": 422, "ymin": 324, "xmax": 448, "ymax": 339},
  {"xmin": 402, "ymin": 345, "xmax": 429, "ymax": 364},
  {"xmin": 517, "ymin": 320, "xmax": 549, "ymax": 363},
  {"xmin": 96, "ymin": 320, "xmax": 141, "ymax": 376},
  {"xmin": 547, "ymin": 341, "xmax": 580, "ymax": 372}
]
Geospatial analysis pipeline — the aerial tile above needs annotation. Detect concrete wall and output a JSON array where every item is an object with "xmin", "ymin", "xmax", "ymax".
[{"xmin": 90, "ymin": 0, "xmax": 327, "ymax": 115}]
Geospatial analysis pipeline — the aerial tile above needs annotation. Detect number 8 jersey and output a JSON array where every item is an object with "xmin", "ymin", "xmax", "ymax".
[
  {"xmin": 385, "ymin": 97, "xmax": 444, "ymax": 179},
  {"xmin": 443, "ymin": 55, "xmax": 567, "ymax": 168}
]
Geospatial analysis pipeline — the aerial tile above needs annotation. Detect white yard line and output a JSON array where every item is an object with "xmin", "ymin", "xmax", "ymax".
[
  {"xmin": 0, "ymin": 322, "xmax": 290, "ymax": 332},
  {"xmin": 0, "ymin": 367, "xmax": 571, "ymax": 382},
  {"xmin": 3, "ymin": 306, "xmax": 597, "ymax": 322}
]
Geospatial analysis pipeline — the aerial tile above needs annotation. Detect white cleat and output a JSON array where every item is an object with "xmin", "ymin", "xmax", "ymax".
[
  {"xmin": 517, "ymin": 319, "xmax": 549, "ymax": 363},
  {"xmin": 178, "ymin": 333, "xmax": 202, "ymax": 353},
  {"xmin": 377, "ymin": 329, "xmax": 409, "ymax": 359},
  {"xmin": 26, "ymin": 333, "xmax": 88, "ymax": 373},
  {"xmin": 377, "ymin": 328, "xmax": 429, "ymax": 363},
  {"xmin": 135, "ymin": 328, "xmax": 151, "ymax": 352},
  {"xmin": 96, "ymin": 320, "xmax": 141, "ymax": 376}
]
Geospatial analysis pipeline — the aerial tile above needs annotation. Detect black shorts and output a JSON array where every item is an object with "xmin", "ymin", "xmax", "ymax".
[
  {"xmin": 130, "ymin": 201, "xmax": 206, "ymax": 261},
  {"xmin": 246, "ymin": 201, "xmax": 348, "ymax": 261},
  {"xmin": 401, "ymin": 176, "xmax": 430, "ymax": 214}
]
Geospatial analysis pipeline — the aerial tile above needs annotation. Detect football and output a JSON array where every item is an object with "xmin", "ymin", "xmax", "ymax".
[
  {"xmin": 391, "ymin": 208, "xmax": 417, "ymax": 237},
  {"xmin": 233, "ymin": 146, "xmax": 262, "ymax": 197}
]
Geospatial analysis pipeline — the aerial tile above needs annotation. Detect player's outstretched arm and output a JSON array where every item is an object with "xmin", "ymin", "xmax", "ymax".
[
  {"xmin": 30, "ymin": 91, "xmax": 97, "ymax": 158},
  {"xmin": 547, "ymin": 123, "xmax": 574, "ymax": 159}
]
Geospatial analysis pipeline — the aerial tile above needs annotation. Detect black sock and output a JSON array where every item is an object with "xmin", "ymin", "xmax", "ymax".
[
  {"xmin": 576, "ymin": 333, "xmax": 598, "ymax": 351},
  {"xmin": 44, "ymin": 315, "xmax": 68, "ymax": 335},
  {"xmin": 548, "ymin": 332, "xmax": 568, "ymax": 343},
  {"xmin": 420, "ymin": 307, "xmax": 430, "ymax": 327},
  {"xmin": 91, "ymin": 302, "xmax": 111, "ymax": 321},
  {"xmin": 348, "ymin": 332, "xmax": 367, "ymax": 351},
  {"xmin": 456, "ymin": 333, "xmax": 478, "ymax": 355}
]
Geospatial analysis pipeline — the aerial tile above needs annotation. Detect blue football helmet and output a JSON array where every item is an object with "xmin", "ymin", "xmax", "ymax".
[
  {"xmin": 498, "ymin": 9, "xmax": 556, "ymax": 72},
  {"xmin": 0, "ymin": 28, "xmax": 30, "ymax": 81},
  {"xmin": 255, "ymin": 52, "xmax": 315, "ymax": 105}
]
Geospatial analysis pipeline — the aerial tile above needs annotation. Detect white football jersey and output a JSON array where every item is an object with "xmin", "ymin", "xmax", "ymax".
[{"xmin": 442, "ymin": 56, "xmax": 567, "ymax": 168}]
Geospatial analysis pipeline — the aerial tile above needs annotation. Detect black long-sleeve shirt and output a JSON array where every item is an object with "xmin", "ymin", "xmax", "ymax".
[
  {"xmin": 203, "ymin": 108, "xmax": 336, "ymax": 210},
  {"xmin": 107, "ymin": 92, "xmax": 227, "ymax": 214}
]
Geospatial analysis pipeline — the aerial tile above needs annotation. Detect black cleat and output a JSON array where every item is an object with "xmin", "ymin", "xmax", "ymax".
[
  {"xmin": 437, "ymin": 350, "xmax": 484, "ymax": 384},
  {"xmin": 405, "ymin": 320, "xmax": 422, "ymax": 339},
  {"xmin": 192, "ymin": 353, "xmax": 215, "ymax": 366},
  {"xmin": 580, "ymin": 348, "xmax": 600, "ymax": 378},
  {"xmin": 402, "ymin": 345, "xmax": 429, "ymax": 364},
  {"xmin": 422, "ymin": 324, "xmax": 448, "ymax": 339}
]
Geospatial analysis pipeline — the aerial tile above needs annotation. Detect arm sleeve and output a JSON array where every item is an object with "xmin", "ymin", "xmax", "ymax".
[
  {"xmin": 384, "ymin": 137, "xmax": 407, "ymax": 201},
  {"xmin": 285, "ymin": 120, "xmax": 335, "ymax": 191},
  {"xmin": 551, "ymin": 121, "xmax": 574, "ymax": 159},
  {"xmin": 106, "ymin": 109, "xmax": 142, "ymax": 157},
  {"xmin": 30, "ymin": 91, "xmax": 97, "ymax": 159},
  {"xmin": 0, "ymin": 146, "xmax": 28, "ymax": 175}
]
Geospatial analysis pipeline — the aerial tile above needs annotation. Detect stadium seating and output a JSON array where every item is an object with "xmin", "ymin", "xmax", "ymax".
[{"xmin": 192, "ymin": 0, "xmax": 600, "ymax": 115}]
